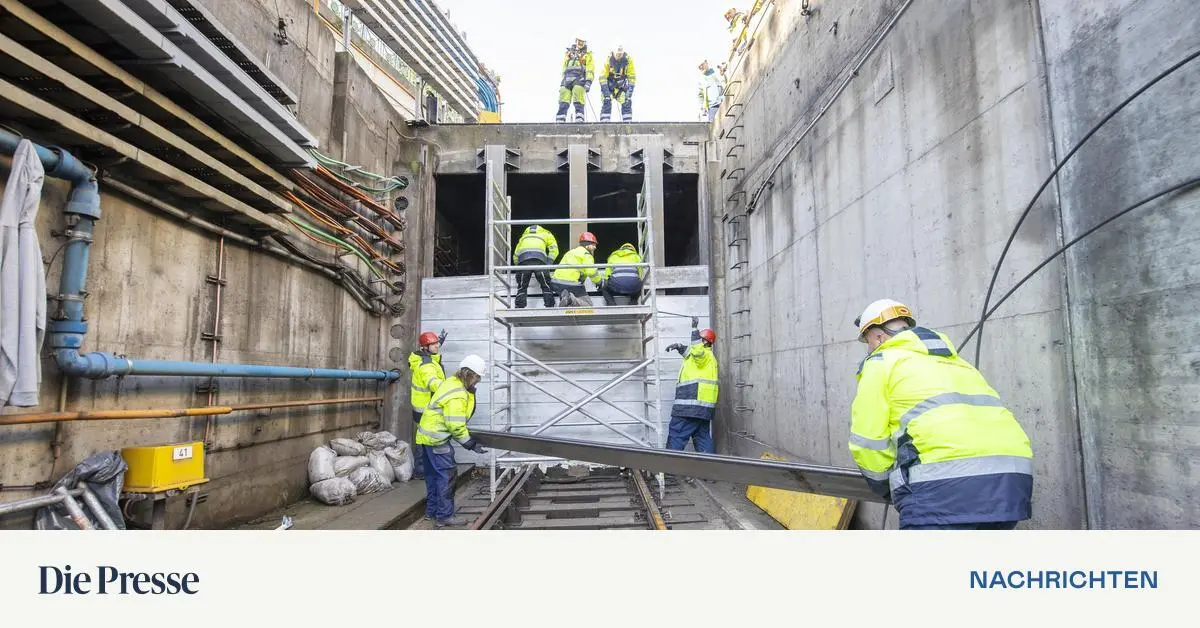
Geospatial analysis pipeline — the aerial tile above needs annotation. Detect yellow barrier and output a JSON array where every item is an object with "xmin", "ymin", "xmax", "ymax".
[{"xmin": 746, "ymin": 453, "xmax": 857, "ymax": 529}]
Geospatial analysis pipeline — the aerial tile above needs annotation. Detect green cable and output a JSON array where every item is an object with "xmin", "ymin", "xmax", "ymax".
[
  {"xmin": 309, "ymin": 148, "xmax": 408, "ymax": 191},
  {"xmin": 285, "ymin": 215, "xmax": 385, "ymax": 279}
]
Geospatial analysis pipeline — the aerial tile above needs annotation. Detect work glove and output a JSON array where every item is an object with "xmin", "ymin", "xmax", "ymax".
[
  {"xmin": 438, "ymin": 329, "xmax": 448, "ymax": 345},
  {"xmin": 583, "ymin": 80, "xmax": 592, "ymax": 92},
  {"xmin": 691, "ymin": 316, "xmax": 699, "ymax": 329},
  {"xmin": 666, "ymin": 343, "xmax": 687, "ymax": 355},
  {"xmin": 625, "ymin": 83, "xmax": 635, "ymax": 96}
]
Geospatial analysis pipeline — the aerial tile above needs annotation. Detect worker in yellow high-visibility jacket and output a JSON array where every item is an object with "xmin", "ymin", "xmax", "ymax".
[
  {"xmin": 513, "ymin": 224, "xmax": 559, "ymax": 308},
  {"xmin": 600, "ymin": 242, "xmax": 644, "ymax": 305},
  {"xmin": 416, "ymin": 354, "xmax": 489, "ymax": 527},
  {"xmin": 556, "ymin": 37, "xmax": 594, "ymax": 123},
  {"xmin": 599, "ymin": 45, "xmax": 636, "ymax": 122},
  {"xmin": 550, "ymin": 231, "xmax": 599, "ymax": 306},
  {"xmin": 665, "ymin": 317, "xmax": 718, "ymax": 453},
  {"xmin": 849, "ymin": 299, "xmax": 1034, "ymax": 530},
  {"xmin": 407, "ymin": 329, "xmax": 447, "ymax": 481}
]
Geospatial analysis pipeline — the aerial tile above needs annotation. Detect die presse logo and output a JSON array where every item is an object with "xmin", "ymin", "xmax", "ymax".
[{"xmin": 39, "ymin": 565, "xmax": 199, "ymax": 595}]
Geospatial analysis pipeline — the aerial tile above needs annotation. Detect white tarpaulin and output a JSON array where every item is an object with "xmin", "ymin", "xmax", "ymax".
[{"xmin": 0, "ymin": 140, "xmax": 47, "ymax": 407}]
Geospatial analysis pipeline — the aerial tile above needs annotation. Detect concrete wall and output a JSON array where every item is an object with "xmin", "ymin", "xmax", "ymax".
[
  {"xmin": 708, "ymin": 0, "xmax": 1198, "ymax": 528},
  {"xmin": 0, "ymin": 0, "xmax": 428, "ymax": 529}
]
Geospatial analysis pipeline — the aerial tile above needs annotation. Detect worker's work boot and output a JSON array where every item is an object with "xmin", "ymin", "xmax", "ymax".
[
  {"xmin": 515, "ymin": 294, "xmax": 527, "ymax": 309},
  {"xmin": 436, "ymin": 516, "xmax": 469, "ymax": 528},
  {"xmin": 543, "ymin": 293, "xmax": 555, "ymax": 308}
]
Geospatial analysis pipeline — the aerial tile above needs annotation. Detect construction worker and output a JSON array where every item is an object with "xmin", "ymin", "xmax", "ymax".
[
  {"xmin": 556, "ymin": 37, "xmax": 594, "ymax": 123},
  {"xmin": 513, "ymin": 224, "xmax": 559, "ymax": 308},
  {"xmin": 600, "ymin": 242, "xmax": 644, "ymax": 305},
  {"xmin": 664, "ymin": 318, "xmax": 718, "ymax": 453},
  {"xmin": 416, "ymin": 354, "xmax": 489, "ymax": 528},
  {"xmin": 550, "ymin": 232, "xmax": 599, "ymax": 306},
  {"xmin": 599, "ymin": 45, "xmax": 636, "ymax": 122},
  {"xmin": 407, "ymin": 329, "xmax": 447, "ymax": 481},
  {"xmin": 698, "ymin": 60, "xmax": 725, "ymax": 122},
  {"xmin": 849, "ymin": 299, "xmax": 1034, "ymax": 530}
]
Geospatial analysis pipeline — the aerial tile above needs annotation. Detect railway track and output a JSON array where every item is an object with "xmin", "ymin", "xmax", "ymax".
[{"xmin": 457, "ymin": 465, "xmax": 711, "ymax": 530}]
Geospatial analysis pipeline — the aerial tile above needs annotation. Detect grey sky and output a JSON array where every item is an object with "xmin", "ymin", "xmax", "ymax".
[{"xmin": 434, "ymin": 0, "xmax": 739, "ymax": 122}]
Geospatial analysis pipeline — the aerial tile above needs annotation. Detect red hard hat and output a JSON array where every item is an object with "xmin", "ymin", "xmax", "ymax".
[
  {"xmin": 580, "ymin": 231, "xmax": 598, "ymax": 245},
  {"xmin": 418, "ymin": 331, "xmax": 439, "ymax": 346},
  {"xmin": 699, "ymin": 328, "xmax": 716, "ymax": 344}
]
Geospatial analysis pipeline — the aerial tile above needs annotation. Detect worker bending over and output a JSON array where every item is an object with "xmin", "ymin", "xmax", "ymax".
[
  {"xmin": 407, "ymin": 329, "xmax": 447, "ymax": 481},
  {"xmin": 849, "ymin": 299, "xmax": 1034, "ymax": 530},
  {"xmin": 416, "ymin": 354, "xmax": 489, "ymax": 528},
  {"xmin": 550, "ymin": 232, "xmax": 599, "ymax": 306},
  {"xmin": 556, "ymin": 37, "xmax": 594, "ymax": 123},
  {"xmin": 665, "ymin": 318, "xmax": 718, "ymax": 453},
  {"xmin": 513, "ymin": 224, "xmax": 559, "ymax": 308},
  {"xmin": 599, "ymin": 45, "xmax": 636, "ymax": 122},
  {"xmin": 600, "ymin": 242, "xmax": 644, "ymax": 305}
]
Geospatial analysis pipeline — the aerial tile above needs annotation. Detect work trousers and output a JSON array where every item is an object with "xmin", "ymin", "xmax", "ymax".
[
  {"xmin": 600, "ymin": 80, "xmax": 632, "ymax": 122},
  {"xmin": 601, "ymin": 277, "xmax": 641, "ymax": 305},
  {"xmin": 411, "ymin": 410, "xmax": 425, "ymax": 480},
  {"xmin": 549, "ymin": 280, "xmax": 588, "ymax": 305},
  {"xmin": 515, "ymin": 258, "xmax": 554, "ymax": 308},
  {"xmin": 556, "ymin": 71, "xmax": 587, "ymax": 122},
  {"xmin": 901, "ymin": 521, "xmax": 1019, "ymax": 530},
  {"xmin": 666, "ymin": 416, "xmax": 714, "ymax": 454},
  {"xmin": 421, "ymin": 443, "xmax": 457, "ymax": 521}
]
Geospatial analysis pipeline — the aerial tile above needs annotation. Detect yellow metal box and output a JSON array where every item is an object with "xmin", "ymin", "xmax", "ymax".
[{"xmin": 121, "ymin": 442, "xmax": 209, "ymax": 493}]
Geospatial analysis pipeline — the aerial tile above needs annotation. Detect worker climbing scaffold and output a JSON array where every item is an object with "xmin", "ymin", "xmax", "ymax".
[
  {"xmin": 556, "ymin": 37, "xmax": 594, "ymax": 122},
  {"xmin": 599, "ymin": 44, "xmax": 636, "ymax": 122}
]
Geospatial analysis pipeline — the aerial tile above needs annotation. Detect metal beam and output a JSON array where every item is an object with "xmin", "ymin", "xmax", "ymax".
[
  {"xmin": 471, "ymin": 429, "xmax": 884, "ymax": 503},
  {"xmin": 568, "ymin": 144, "xmax": 588, "ymax": 243},
  {"xmin": 642, "ymin": 138, "xmax": 666, "ymax": 267}
]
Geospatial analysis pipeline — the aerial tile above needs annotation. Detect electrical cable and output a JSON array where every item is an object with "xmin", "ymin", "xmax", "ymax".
[
  {"xmin": 965, "ymin": 47, "xmax": 1200, "ymax": 363},
  {"xmin": 958, "ymin": 175, "xmax": 1200, "ymax": 353},
  {"xmin": 285, "ymin": 215, "xmax": 384, "ymax": 278}
]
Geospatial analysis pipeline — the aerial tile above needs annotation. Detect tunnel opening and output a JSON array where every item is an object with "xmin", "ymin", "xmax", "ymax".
[
  {"xmin": 433, "ymin": 174, "xmax": 485, "ymax": 276},
  {"xmin": 663, "ymin": 173, "xmax": 700, "ymax": 267},
  {"xmin": 588, "ymin": 173, "xmax": 642, "ymax": 263},
  {"xmin": 508, "ymin": 174, "xmax": 570, "ymax": 256}
]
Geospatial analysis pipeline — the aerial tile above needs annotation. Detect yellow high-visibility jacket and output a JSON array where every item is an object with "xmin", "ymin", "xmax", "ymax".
[
  {"xmin": 513, "ymin": 225, "xmax": 559, "ymax": 264},
  {"xmin": 416, "ymin": 376, "xmax": 476, "ymax": 447},
  {"xmin": 603, "ymin": 244, "xmax": 644, "ymax": 281},
  {"xmin": 672, "ymin": 330, "xmax": 718, "ymax": 420},
  {"xmin": 601, "ymin": 54, "xmax": 636, "ymax": 86},
  {"xmin": 562, "ymin": 49, "xmax": 594, "ymax": 82},
  {"xmin": 849, "ymin": 327, "xmax": 1033, "ymax": 527},
  {"xmin": 551, "ymin": 246, "xmax": 597, "ymax": 285},
  {"xmin": 407, "ymin": 351, "xmax": 445, "ymax": 412}
]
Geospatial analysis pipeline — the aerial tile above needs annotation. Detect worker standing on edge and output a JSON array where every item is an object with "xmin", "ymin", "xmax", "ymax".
[
  {"xmin": 849, "ymin": 299, "xmax": 1034, "ymax": 530},
  {"xmin": 407, "ymin": 329, "xmax": 447, "ymax": 482},
  {"xmin": 416, "ymin": 354, "xmax": 489, "ymax": 528},
  {"xmin": 665, "ymin": 317, "xmax": 718, "ymax": 454},
  {"xmin": 513, "ymin": 224, "xmax": 559, "ymax": 308},
  {"xmin": 697, "ymin": 60, "xmax": 725, "ymax": 122},
  {"xmin": 600, "ymin": 242, "xmax": 644, "ymax": 305},
  {"xmin": 599, "ymin": 44, "xmax": 636, "ymax": 122},
  {"xmin": 550, "ymin": 231, "xmax": 599, "ymax": 306},
  {"xmin": 556, "ymin": 37, "xmax": 594, "ymax": 123}
]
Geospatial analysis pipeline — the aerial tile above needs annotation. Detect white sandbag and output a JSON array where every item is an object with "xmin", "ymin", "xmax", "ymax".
[
  {"xmin": 307, "ymin": 445, "xmax": 337, "ymax": 484},
  {"xmin": 368, "ymin": 449, "xmax": 395, "ymax": 484},
  {"xmin": 384, "ymin": 443, "xmax": 414, "ymax": 482},
  {"xmin": 310, "ymin": 477, "xmax": 356, "ymax": 506},
  {"xmin": 357, "ymin": 430, "xmax": 399, "ymax": 450},
  {"xmin": 330, "ymin": 438, "xmax": 366, "ymax": 457},
  {"xmin": 348, "ymin": 467, "xmax": 389, "ymax": 494},
  {"xmin": 333, "ymin": 455, "xmax": 369, "ymax": 477}
]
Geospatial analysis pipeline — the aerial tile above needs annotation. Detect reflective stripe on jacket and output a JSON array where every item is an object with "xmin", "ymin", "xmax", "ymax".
[
  {"xmin": 407, "ymin": 351, "xmax": 445, "ymax": 411},
  {"xmin": 562, "ymin": 49, "xmax": 594, "ymax": 82},
  {"xmin": 672, "ymin": 330, "xmax": 718, "ymax": 421},
  {"xmin": 849, "ymin": 327, "xmax": 1033, "ymax": 526},
  {"xmin": 603, "ymin": 245, "xmax": 644, "ymax": 281},
  {"xmin": 514, "ymin": 225, "xmax": 559, "ymax": 264},
  {"xmin": 416, "ymin": 376, "xmax": 476, "ymax": 447},
  {"xmin": 551, "ymin": 246, "xmax": 597, "ymax": 285},
  {"xmin": 601, "ymin": 55, "xmax": 636, "ymax": 85}
]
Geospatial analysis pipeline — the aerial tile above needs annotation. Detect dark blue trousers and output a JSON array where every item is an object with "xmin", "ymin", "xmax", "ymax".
[
  {"xmin": 411, "ymin": 410, "xmax": 425, "ymax": 480},
  {"xmin": 666, "ymin": 416, "xmax": 714, "ymax": 453},
  {"xmin": 421, "ymin": 444, "xmax": 457, "ymax": 521},
  {"xmin": 902, "ymin": 521, "xmax": 1019, "ymax": 530}
]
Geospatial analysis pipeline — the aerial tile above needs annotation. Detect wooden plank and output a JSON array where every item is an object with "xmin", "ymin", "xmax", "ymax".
[
  {"xmin": 746, "ymin": 453, "xmax": 858, "ymax": 530},
  {"xmin": 0, "ymin": 31, "xmax": 291, "ymax": 213},
  {"xmin": 0, "ymin": 77, "xmax": 290, "ymax": 233}
]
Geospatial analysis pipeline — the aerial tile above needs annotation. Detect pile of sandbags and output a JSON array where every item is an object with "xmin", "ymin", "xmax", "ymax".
[{"xmin": 308, "ymin": 431, "xmax": 416, "ymax": 506}]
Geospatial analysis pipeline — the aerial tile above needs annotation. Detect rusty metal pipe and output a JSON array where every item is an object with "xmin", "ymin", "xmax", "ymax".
[{"xmin": 0, "ymin": 396, "xmax": 384, "ymax": 426}]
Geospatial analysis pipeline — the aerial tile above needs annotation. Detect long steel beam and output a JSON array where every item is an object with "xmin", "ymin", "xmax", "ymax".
[{"xmin": 471, "ymin": 430, "xmax": 884, "ymax": 503}]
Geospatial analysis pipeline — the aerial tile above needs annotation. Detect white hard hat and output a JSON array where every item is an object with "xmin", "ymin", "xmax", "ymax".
[
  {"xmin": 854, "ymin": 299, "xmax": 916, "ymax": 340},
  {"xmin": 459, "ymin": 354, "xmax": 487, "ymax": 377},
  {"xmin": 615, "ymin": 43, "xmax": 624, "ymax": 52}
]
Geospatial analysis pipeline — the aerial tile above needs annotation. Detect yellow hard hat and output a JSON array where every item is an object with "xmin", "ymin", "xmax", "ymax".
[{"xmin": 854, "ymin": 299, "xmax": 916, "ymax": 340}]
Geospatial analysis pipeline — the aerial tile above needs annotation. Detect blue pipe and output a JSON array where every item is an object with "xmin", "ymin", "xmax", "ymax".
[{"xmin": 0, "ymin": 129, "xmax": 399, "ymax": 382}]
